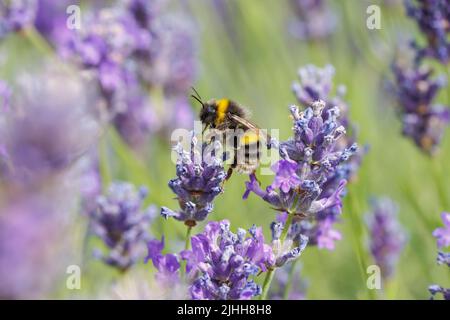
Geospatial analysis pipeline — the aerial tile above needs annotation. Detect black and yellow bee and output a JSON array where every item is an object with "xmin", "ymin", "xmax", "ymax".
[{"xmin": 191, "ymin": 88, "xmax": 271, "ymax": 180}]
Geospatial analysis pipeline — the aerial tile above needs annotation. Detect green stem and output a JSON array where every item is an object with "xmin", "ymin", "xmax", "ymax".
[
  {"xmin": 259, "ymin": 211, "xmax": 295, "ymax": 300},
  {"xmin": 180, "ymin": 226, "xmax": 193, "ymax": 280},
  {"xmin": 21, "ymin": 26, "xmax": 54, "ymax": 56},
  {"xmin": 185, "ymin": 226, "xmax": 193, "ymax": 251}
]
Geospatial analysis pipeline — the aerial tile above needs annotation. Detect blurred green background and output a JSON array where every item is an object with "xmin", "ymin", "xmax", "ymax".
[{"xmin": 2, "ymin": 0, "xmax": 449, "ymax": 299}]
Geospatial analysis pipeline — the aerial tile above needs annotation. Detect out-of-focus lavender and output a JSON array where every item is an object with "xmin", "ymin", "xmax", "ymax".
[
  {"xmin": 269, "ymin": 263, "xmax": 306, "ymax": 300},
  {"xmin": 288, "ymin": 0, "xmax": 337, "ymax": 40},
  {"xmin": 61, "ymin": 0, "xmax": 197, "ymax": 146},
  {"xmin": 161, "ymin": 133, "xmax": 226, "ymax": 226},
  {"xmin": 405, "ymin": 0, "xmax": 450, "ymax": 64},
  {"xmin": 428, "ymin": 285, "xmax": 450, "ymax": 300},
  {"xmin": 0, "ymin": 66, "xmax": 100, "ymax": 188},
  {"xmin": 90, "ymin": 181, "xmax": 156, "ymax": 272},
  {"xmin": 0, "ymin": 0, "xmax": 37, "ymax": 39},
  {"xmin": 0, "ymin": 193, "xmax": 76, "ymax": 299},
  {"xmin": 0, "ymin": 68, "xmax": 92, "ymax": 297},
  {"xmin": 366, "ymin": 197, "xmax": 406, "ymax": 280},
  {"xmin": 391, "ymin": 62, "xmax": 449, "ymax": 155}
]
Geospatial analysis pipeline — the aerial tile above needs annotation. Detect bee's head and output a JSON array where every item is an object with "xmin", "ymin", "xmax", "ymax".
[{"xmin": 199, "ymin": 100, "xmax": 217, "ymax": 127}]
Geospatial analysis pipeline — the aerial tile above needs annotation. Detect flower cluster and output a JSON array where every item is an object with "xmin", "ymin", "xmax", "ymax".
[
  {"xmin": 146, "ymin": 220, "xmax": 275, "ymax": 300},
  {"xmin": 366, "ymin": 198, "xmax": 406, "ymax": 279},
  {"xmin": 244, "ymin": 100, "xmax": 357, "ymax": 253},
  {"xmin": 90, "ymin": 182, "xmax": 156, "ymax": 272},
  {"xmin": 391, "ymin": 63, "xmax": 449, "ymax": 154},
  {"xmin": 290, "ymin": 64, "xmax": 364, "ymax": 250},
  {"xmin": 161, "ymin": 134, "xmax": 226, "ymax": 226},
  {"xmin": 288, "ymin": 0, "xmax": 337, "ymax": 40},
  {"xmin": 405, "ymin": 0, "xmax": 450, "ymax": 64},
  {"xmin": 0, "ymin": 0, "xmax": 37, "ymax": 39}
]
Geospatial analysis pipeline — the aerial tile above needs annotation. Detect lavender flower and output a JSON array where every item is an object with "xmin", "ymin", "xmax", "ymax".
[
  {"xmin": 90, "ymin": 182, "xmax": 156, "ymax": 272},
  {"xmin": 288, "ymin": 0, "xmax": 337, "ymax": 40},
  {"xmin": 391, "ymin": 62, "xmax": 449, "ymax": 154},
  {"xmin": 244, "ymin": 100, "xmax": 356, "ymax": 219},
  {"xmin": 405, "ymin": 0, "xmax": 450, "ymax": 64},
  {"xmin": 145, "ymin": 237, "xmax": 180, "ymax": 286},
  {"xmin": 290, "ymin": 65, "xmax": 364, "ymax": 250},
  {"xmin": 161, "ymin": 134, "xmax": 226, "ymax": 226},
  {"xmin": 433, "ymin": 212, "xmax": 450, "ymax": 248},
  {"xmin": 0, "ymin": 0, "xmax": 37, "ymax": 39},
  {"xmin": 181, "ymin": 220, "xmax": 275, "ymax": 300},
  {"xmin": 428, "ymin": 284, "xmax": 450, "ymax": 300},
  {"xmin": 366, "ymin": 198, "xmax": 406, "ymax": 279}
]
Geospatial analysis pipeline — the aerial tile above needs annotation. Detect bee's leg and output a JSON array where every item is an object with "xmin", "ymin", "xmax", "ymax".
[
  {"xmin": 225, "ymin": 151, "xmax": 237, "ymax": 181},
  {"xmin": 251, "ymin": 169, "xmax": 261, "ymax": 185}
]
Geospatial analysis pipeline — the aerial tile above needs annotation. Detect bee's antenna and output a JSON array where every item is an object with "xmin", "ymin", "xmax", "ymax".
[
  {"xmin": 191, "ymin": 87, "xmax": 203, "ymax": 101},
  {"xmin": 190, "ymin": 87, "xmax": 205, "ymax": 109},
  {"xmin": 191, "ymin": 94, "xmax": 204, "ymax": 108}
]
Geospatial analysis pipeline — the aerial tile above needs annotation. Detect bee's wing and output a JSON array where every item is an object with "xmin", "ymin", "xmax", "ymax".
[{"xmin": 228, "ymin": 114, "xmax": 271, "ymax": 144}]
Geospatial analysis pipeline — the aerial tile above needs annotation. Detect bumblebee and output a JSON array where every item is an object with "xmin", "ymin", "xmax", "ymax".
[{"xmin": 191, "ymin": 88, "xmax": 271, "ymax": 179}]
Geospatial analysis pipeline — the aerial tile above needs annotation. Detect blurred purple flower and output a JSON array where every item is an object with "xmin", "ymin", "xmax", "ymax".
[
  {"xmin": 391, "ymin": 62, "xmax": 449, "ymax": 155},
  {"xmin": 0, "ymin": 193, "xmax": 74, "ymax": 299},
  {"xmin": 405, "ymin": 0, "xmax": 450, "ymax": 64},
  {"xmin": 0, "ymin": 67, "xmax": 99, "ymax": 188},
  {"xmin": 269, "ymin": 263, "xmax": 306, "ymax": 300},
  {"xmin": 161, "ymin": 133, "xmax": 226, "ymax": 226},
  {"xmin": 433, "ymin": 212, "xmax": 450, "ymax": 249},
  {"xmin": 0, "ymin": 0, "xmax": 37, "ymax": 38},
  {"xmin": 90, "ymin": 182, "xmax": 156, "ymax": 272},
  {"xmin": 428, "ymin": 284, "xmax": 450, "ymax": 300},
  {"xmin": 0, "ymin": 80, "xmax": 11, "ymax": 111},
  {"xmin": 366, "ymin": 197, "xmax": 406, "ymax": 279},
  {"xmin": 288, "ymin": 0, "xmax": 337, "ymax": 40},
  {"xmin": 181, "ymin": 220, "xmax": 274, "ymax": 300}
]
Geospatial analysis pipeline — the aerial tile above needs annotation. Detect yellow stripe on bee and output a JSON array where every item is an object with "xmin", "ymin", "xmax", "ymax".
[
  {"xmin": 240, "ymin": 131, "xmax": 260, "ymax": 145},
  {"xmin": 215, "ymin": 99, "xmax": 229, "ymax": 126}
]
